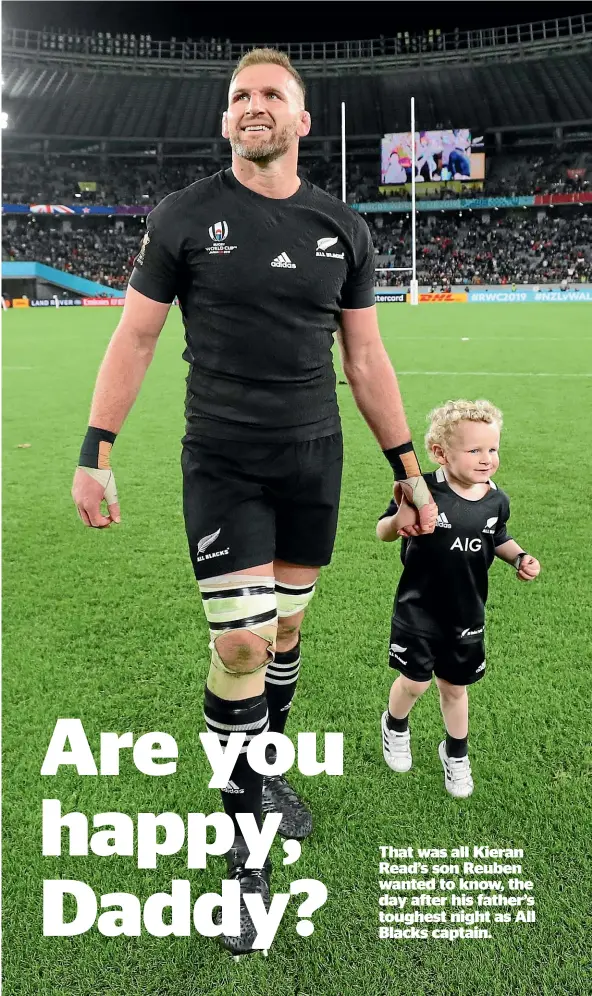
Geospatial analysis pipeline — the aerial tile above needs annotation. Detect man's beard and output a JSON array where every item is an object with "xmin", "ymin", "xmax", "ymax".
[{"xmin": 230, "ymin": 123, "xmax": 296, "ymax": 163}]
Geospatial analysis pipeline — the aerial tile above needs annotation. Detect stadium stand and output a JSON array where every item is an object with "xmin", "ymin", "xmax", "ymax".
[
  {"xmin": 2, "ymin": 14, "xmax": 592, "ymax": 296},
  {"xmin": 2, "ymin": 151, "xmax": 591, "ymax": 205},
  {"xmin": 4, "ymin": 213, "xmax": 591, "ymax": 292},
  {"xmin": 3, "ymin": 52, "xmax": 592, "ymax": 137}
]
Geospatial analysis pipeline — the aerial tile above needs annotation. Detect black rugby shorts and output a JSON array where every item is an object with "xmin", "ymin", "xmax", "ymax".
[
  {"xmin": 181, "ymin": 432, "xmax": 343, "ymax": 580},
  {"xmin": 388, "ymin": 622, "xmax": 486, "ymax": 686}
]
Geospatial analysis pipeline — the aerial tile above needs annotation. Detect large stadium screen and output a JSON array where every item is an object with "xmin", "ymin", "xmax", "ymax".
[{"xmin": 381, "ymin": 129, "xmax": 485, "ymax": 184}]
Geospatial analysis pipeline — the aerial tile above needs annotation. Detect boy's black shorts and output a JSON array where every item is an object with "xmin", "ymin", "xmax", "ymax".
[
  {"xmin": 182, "ymin": 432, "xmax": 343, "ymax": 581},
  {"xmin": 389, "ymin": 622, "xmax": 486, "ymax": 686}
]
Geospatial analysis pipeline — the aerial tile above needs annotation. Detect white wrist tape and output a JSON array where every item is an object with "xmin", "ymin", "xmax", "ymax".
[{"xmin": 79, "ymin": 466, "xmax": 118, "ymax": 506}]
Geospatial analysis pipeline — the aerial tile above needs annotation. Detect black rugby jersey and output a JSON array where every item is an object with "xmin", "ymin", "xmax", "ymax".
[
  {"xmin": 379, "ymin": 468, "xmax": 512, "ymax": 642},
  {"xmin": 129, "ymin": 168, "xmax": 376, "ymax": 441}
]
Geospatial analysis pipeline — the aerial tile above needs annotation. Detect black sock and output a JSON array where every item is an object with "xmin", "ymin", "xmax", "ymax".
[
  {"xmin": 265, "ymin": 639, "xmax": 301, "ymax": 736},
  {"xmin": 387, "ymin": 711, "xmax": 409, "ymax": 733},
  {"xmin": 203, "ymin": 686, "xmax": 268, "ymax": 835},
  {"xmin": 446, "ymin": 733, "xmax": 468, "ymax": 758}
]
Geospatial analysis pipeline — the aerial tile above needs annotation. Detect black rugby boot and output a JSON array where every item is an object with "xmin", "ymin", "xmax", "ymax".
[
  {"xmin": 218, "ymin": 836, "xmax": 272, "ymax": 959},
  {"xmin": 261, "ymin": 745, "xmax": 313, "ymax": 840}
]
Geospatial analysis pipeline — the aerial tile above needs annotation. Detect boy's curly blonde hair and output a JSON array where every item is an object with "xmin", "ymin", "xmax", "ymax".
[{"xmin": 425, "ymin": 399, "xmax": 503, "ymax": 458}]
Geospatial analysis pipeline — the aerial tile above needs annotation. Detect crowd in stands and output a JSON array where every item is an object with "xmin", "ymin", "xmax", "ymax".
[
  {"xmin": 2, "ymin": 219, "xmax": 144, "ymax": 290},
  {"xmin": 2, "ymin": 150, "xmax": 590, "ymax": 207},
  {"xmin": 369, "ymin": 213, "xmax": 592, "ymax": 286},
  {"xmin": 3, "ymin": 212, "xmax": 591, "ymax": 291}
]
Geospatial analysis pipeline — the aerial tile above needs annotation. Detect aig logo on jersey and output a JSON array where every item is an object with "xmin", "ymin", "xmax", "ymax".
[
  {"xmin": 316, "ymin": 237, "xmax": 345, "ymax": 259},
  {"xmin": 482, "ymin": 516, "xmax": 498, "ymax": 534},
  {"xmin": 451, "ymin": 537, "xmax": 482, "ymax": 552},
  {"xmin": 206, "ymin": 221, "xmax": 237, "ymax": 255}
]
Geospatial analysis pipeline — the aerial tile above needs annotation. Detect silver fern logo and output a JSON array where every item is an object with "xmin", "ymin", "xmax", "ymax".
[
  {"xmin": 482, "ymin": 516, "xmax": 498, "ymax": 534},
  {"xmin": 197, "ymin": 528, "xmax": 221, "ymax": 554},
  {"xmin": 135, "ymin": 231, "xmax": 150, "ymax": 266},
  {"xmin": 316, "ymin": 236, "xmax": 344, "ymax": 259},
  {"xmin": 317, "ymin": 237, "xmax": 339, "ymax": 251}
]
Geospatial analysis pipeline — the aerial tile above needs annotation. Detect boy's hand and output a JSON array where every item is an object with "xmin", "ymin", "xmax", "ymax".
[{"xmin": 517, "ymin": 555, "xmax": 540, "ymax": 581}]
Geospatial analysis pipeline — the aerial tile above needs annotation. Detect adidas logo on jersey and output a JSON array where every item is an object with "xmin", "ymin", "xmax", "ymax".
[
  {"xmin": 482, "ymin": 516, "xmax": 498, "ymax": 534},
  {"xmin": 271, "ymin": 252, "xmax": 296, "ymax": 268},
  {"xmin": 222, "ymin": 780, "xmax": 244, "ymax": 795},
  {"xmin": 436, "ymin": 512, "xmax": 452, "ymax": 529}
]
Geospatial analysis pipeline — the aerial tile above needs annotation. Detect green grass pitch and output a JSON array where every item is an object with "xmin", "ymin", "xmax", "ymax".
[{"xmin": 3, "ymin": 303, "xmax": 592, "ymax": 995}]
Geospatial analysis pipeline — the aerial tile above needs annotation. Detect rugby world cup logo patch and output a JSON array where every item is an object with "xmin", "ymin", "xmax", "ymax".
[{"xmin": 208, "ymin": 221, "xmax": 228, "ymax": 243}]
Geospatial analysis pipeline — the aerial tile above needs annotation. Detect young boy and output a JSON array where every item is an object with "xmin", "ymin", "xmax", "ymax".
[{"xmin": 376, "ymin": 399, "xmax": 540, "ymax": 798}]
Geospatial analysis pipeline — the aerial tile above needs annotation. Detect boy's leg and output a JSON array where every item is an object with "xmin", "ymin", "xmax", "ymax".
[
  {"xmin": 383, "ymin": 628, "xmax": 434, "ymax": 772},
  {"xmin": 389, "ymin": 674, "xmax": 432, "ymax": 730},
  {"xmin": 435, "ymin": 678, "xmax": 473, "ymax": 798},
  {"xmin": 435, "ymin": 677, "xmax": 468, "ymax": 756},
  {"xmin": 387, "ymin": 628, "xmax": 435, "ymax": 728},
  {"xmin": 433, "ymin": 637, "xmax": 485, "ymax": 759},
  {"xmin": 433, "ymin": 640, "xmax": 485, "ymax": 798}
]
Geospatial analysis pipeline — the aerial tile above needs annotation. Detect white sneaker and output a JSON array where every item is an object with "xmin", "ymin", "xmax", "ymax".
[
  {"xmin": 438, "ymin": 741, "xmax": 474, "ymax": 798},
  {"xmin": 382, "ymin": 711, "xmax": 412, "ymax": 772}
]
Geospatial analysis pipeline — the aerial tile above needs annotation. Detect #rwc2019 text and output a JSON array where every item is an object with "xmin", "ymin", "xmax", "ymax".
[{"xmin": 39, "ymin": 719, "xmax": 343, "ymax": 949}]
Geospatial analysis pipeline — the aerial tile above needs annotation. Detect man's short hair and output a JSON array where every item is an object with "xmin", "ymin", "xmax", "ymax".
[{"xmin": 230, "ymin": 48, "xmax": 306, "ymax": 107}]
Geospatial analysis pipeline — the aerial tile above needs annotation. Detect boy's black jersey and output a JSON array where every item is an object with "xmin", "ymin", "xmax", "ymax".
[
  {"xmin": 128, "ymin": 168, "xmax": 376, "ymax": 442},
  {"xmin": 379, "ymin": 468, "xmax": 512, "ymax": 642}
]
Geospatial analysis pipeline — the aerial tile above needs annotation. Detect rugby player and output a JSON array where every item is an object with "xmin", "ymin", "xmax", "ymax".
[{"xmin": 72, "ymin": 48, "xmax": 437, "ymax": 955}]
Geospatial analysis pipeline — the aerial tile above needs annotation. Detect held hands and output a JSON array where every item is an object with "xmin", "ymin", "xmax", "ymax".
[
  {"xmin": 395, "ymin": 479, "xmax": 438, "ymax": 537},
  {"xmin": 71, "ymin": 466, "xmax": 121, "ymax": 528},
  {"xmin": 516, "ymin": 555, "xmax": 540, "ymax": 582}
]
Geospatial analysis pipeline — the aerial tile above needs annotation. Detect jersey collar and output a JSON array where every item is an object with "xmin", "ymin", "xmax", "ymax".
[{"xmin": 435, "ymin": 467, "xmax": 496, "ymax": 489}]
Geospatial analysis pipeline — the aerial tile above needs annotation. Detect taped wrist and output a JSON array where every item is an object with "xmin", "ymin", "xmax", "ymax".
[
  {"xmin": 79, "ymin": 426, "xmax": 117, "ymax": 470},
  {"xmin": 383, "ymin": 441, "xmax": 422, "ymax": 481},
  {"xmin": 514, "ymin": 552, "xmax": 528, "ymax": 570}
]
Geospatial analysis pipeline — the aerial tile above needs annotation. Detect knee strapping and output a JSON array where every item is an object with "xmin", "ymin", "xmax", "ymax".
[
  {"xmin": 275, "ymin": 579, "xmax": 316, "ymax": 618},
  {"xmin": 199, "ymin": 574, "xmax": 277, "ymax": 675}
]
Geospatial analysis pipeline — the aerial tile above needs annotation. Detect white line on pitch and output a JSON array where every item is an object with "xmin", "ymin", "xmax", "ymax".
[
  {"xmin": 397, "ymin": 371, "xmax": 592, "ymax": 377},
  {"xmin": 390, "ymin": 336, "xmax": 592, "ymax": 341}
]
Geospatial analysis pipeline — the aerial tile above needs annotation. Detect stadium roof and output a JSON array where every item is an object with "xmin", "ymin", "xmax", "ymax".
[{"xmin": 4, "ymin": 0, "xmax": 592, "ymax": 41}]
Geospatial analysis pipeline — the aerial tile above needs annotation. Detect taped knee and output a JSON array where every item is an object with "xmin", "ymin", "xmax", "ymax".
[
  {"xmin": 275, "ymin": 579, "xmax": 317, "ymax": 618},
  {"xmin": 199, "ymin": 574, "xmax": 277, "ymax": 676}
]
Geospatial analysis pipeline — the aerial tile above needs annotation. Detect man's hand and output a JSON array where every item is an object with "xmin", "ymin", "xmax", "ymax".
[
  {"xmin": 396, "ymin": 479, "xmax": 438, "ymax": 535},
  {"xmin": 390, "ymin": 489, "xmax": 421, "ymax": 537},
  {"xmin": 72, "ymin": 467, "xmax": 120, "ymax": 528},
  {"xmin": 516, "ymin": 555, "xmax": 540, "ymax": 582}
]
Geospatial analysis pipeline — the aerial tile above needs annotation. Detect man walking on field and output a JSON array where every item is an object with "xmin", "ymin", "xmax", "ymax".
[{"xmin": 72, "ymin": 48, "xmax": 437, "ymax": 955}]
